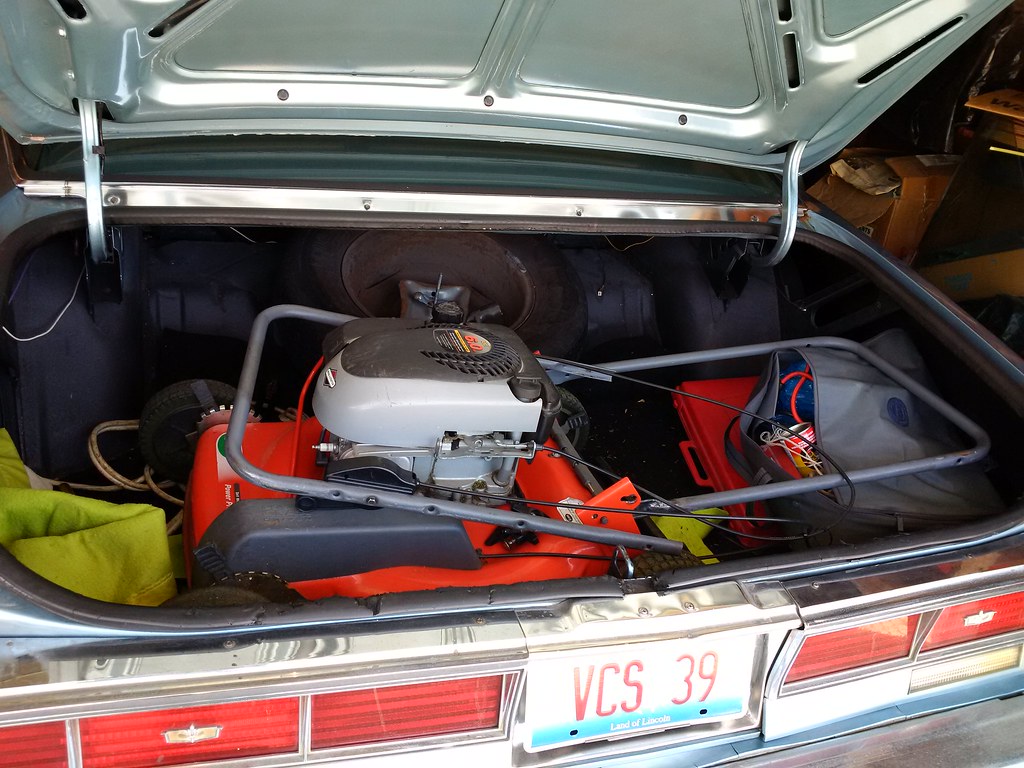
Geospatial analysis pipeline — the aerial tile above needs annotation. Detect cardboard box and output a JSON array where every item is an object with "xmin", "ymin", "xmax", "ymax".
[
  {"xmin": 912, "ymin": 91, "xmax": 1024, "ymax": 302},
  {"xmin": 965, "ymin": 89, "xmax": 1024, "ymax": 156},
  {"xmin": 915, "ymin": 139, "xmax": 1024, "ymax": 260},
  {"xmin": 965, "ymin": 88, "xmax": 1024, "ymax": 121},
  {"xmin": 919, "ymin": 248, "xmax": 1024, "ymax": 302},
  {"xmin": 807, "ymin": 153, "xmax": 959, "ymax": 262}
]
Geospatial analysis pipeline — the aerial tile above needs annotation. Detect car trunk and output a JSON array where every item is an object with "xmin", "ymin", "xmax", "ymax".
[
  {"xmin": 0, "ymin": 217, "xmax": 1020, "ymax": 622},
  {"xmin": 3, "ymin": 3, "xmax": 1024, "ymax": 762}
]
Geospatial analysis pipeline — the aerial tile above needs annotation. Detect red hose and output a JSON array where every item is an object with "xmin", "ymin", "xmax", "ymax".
[
  {"xmin": 780, "ymin": 367, "xmax": 813, "ymax": 423},
  {"xmin": 291, "ymin": 356, "xmax": 324, "ymax": 476}
]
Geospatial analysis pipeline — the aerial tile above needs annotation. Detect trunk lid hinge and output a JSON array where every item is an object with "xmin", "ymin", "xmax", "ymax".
[
  {"xmin": 750, "ymin": 139, "xmax": 807, "ymax": 268},
  {"xmin": 79, "ymin": 99, "xmax": 122, "ymax": 303}
]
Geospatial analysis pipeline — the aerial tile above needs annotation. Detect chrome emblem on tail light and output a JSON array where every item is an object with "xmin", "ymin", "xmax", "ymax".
[
  {"xmin": 162, "ymin": 724, "xmax": 223, "ymax": 744},
  {"xmin": 963, "ymin": 610, "xmax": 996, "ymax": 627}
]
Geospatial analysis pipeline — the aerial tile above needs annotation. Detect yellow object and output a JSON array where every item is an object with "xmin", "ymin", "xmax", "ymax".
[
  {"xmin": 0, "ymin": 428, "xmax": 176, "ymax": 606},
  {"xmin": 0, "ymin": 429, "xmax": 30, "ymax": 489},
  {"xmin": 651, "ymin": 508, "xmax": 727, "ymax": 564},
  {"xmin": 990, "ymin": 145, "xmax": 1024, "ymax": 158}
]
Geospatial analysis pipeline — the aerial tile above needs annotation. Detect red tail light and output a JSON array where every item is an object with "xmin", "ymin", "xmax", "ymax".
[
  {"xmin": 785, "ymin": 614, "xmax": 920, "ymax": 683},
  {"xmin": 922, "ymin": 591, "xmax": 1024, "ymax": 652},
  {"xmin": 0, "ymin": 721, "xmax": 68, "ymax": 768},
  {"xmin": 311, "ymin": 675, "xmax": 504, "ymax": 750},
  {"xmin": 79, "ymin": 698, "xmax": 299, "ymax": 768}
]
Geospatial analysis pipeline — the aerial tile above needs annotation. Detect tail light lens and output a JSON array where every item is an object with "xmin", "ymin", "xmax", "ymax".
[
  {"xmin": 785, "ymin": 592, "xmax": 1024, "ymax": 687},
  {"xmin": 79, "ymin": 698, "xmax": 299, "ymax": 768},
  {"xmin": 311, "ymin": 675, "xmax": 504, "ymax": 750},
  {"xmin": 921, "ymin": 591, "xmax": 1024, "ymax": 652},
  {"xmin": 0, "ymin": 721, "xmax": 68, "ymax": 768},
  {"xmin": 1, "ymin": 673, "xmax": 513, "ymax": 767},
  {"xmin": 910, "ymin": 646, "xmax": 1022, "ymax": 693},
  {"xmin": 785, "ymin": 614, "xmax": 920, "ymax": 683}
]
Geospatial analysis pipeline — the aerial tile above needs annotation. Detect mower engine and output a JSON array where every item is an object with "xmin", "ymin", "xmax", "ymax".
[
  {"xmin": 185, "ymin": 312, "xmax": 641, "ymax": 598},
  {"xmin": 311, "ymin": 318, "xmax": 562, "ymax": 500}
]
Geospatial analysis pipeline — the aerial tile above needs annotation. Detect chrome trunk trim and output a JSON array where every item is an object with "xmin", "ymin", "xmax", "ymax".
[{"xmin": 19, "ymin": 178, "xmax": 781, "ymax": 224}]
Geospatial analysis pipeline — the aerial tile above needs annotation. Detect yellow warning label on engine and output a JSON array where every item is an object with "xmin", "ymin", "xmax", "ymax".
[{"xmin": 434, "ymin": 329, "xmax": 492, "ymax": 354}]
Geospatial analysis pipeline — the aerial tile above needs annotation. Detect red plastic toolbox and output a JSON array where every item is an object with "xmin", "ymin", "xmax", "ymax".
[{"xmin": 672, "ymin": 377, "xmax": 782, "ymax": 545}]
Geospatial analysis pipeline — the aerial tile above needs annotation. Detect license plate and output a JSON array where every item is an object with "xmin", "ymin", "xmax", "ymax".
[{"xmin": 524, "ymin": 634, "xmax": 757, "ymax": 751}]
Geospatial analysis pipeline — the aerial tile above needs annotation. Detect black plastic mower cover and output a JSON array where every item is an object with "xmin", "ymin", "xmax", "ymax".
[{"xmin": 194, "ymin": 499, "xmax": 481, "ymax": 584}]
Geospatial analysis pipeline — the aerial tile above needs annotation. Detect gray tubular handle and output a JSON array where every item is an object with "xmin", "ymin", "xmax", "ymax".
[
  {"xmin": 543, "ymin": 335, "xmax": 991, "ymax": 511},
  {"xmin": 224, "ymin": 304, "xmax": 688, "ymax": 556}
]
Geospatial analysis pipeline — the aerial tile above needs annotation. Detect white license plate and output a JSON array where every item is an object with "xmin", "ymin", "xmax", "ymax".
[{"xmin": 524, "ymin": 634, "xmax": 757, "ymax": 751}]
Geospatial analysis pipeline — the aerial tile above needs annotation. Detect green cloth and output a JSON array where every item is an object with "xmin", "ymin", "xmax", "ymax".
[
  {"xmin": 0, "ymin": 429, "xmax": 30, "ymax": 489},
  {"xmin": 0, "ymin": 430, "xmax": 176, "ymax": 606},
  {"xmin": 168, "ymin": 533, "xmax": 186, "ymax": 581}
]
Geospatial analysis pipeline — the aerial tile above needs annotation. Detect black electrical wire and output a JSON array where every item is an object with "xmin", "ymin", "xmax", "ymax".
[
  {"xmin": 421, "ymin": 469, "xmax": 837, "ymax": 544},
  {"xmin": 415, "ymin": 480, "xmax": 801, "ymax": 527},
  {"xmin": 534, "ymin": 444, "xmax": 836, "ymax": 543},
  {"xmin": 719, "ymin": 413, "xmax": 819, "ymax": 543},
  {"xmin": 536, "ymin": 354, "xmax": 860, "ymax": 542},
  {"xmin": 539, "ymin": 449, "xmax": 805, "ymax": 525},
  {"xmin": 417, "ymin": 356, "xmax": 860, "ymax": 547}
]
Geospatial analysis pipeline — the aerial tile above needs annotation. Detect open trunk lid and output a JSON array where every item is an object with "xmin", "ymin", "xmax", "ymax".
[{"xmin": 0, "ymin": 0, "xmax": 1012, "ymax": 171}]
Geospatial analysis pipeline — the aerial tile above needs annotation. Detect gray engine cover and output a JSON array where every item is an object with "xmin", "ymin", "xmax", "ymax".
[{"xmin": 313, "ymin": 319, "xmax": 553, "ymax": 448}]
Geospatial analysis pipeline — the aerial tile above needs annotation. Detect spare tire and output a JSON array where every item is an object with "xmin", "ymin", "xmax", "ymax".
[{"xmin": 281, "ymin": 230, "xmax": 588, "ymax": 357}]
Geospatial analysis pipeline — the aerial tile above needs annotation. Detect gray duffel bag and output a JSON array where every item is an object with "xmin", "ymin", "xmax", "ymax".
[{"xmin": 735, "ymin": 329, "xmax": 1004, "ymax": 547}]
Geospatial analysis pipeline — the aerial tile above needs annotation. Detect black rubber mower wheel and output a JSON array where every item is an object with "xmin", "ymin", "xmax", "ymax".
[
  {"xmin": 556, "ymin": 386, "xmax": 591, "ymax": 451},
  {"xmin": 138, "ymin": 379, "xmax": 238, "ymax": 483},
  {"xmin": 280, "ymin": 230, "xmax": 589, "ymax": 358}
]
